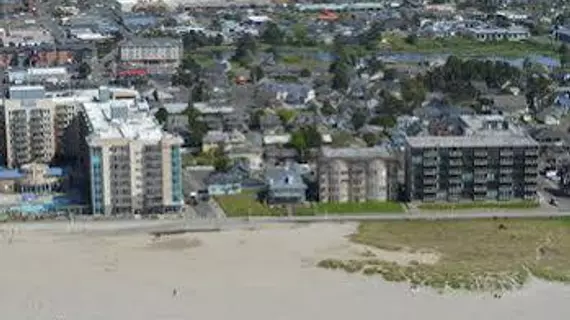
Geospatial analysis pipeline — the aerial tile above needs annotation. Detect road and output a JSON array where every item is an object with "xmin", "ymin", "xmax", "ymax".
[
  {"xmin": 182, "ymin": 167, "xmax": 226, "ymax": 219},
  {"xmin": 4, "ymin": 208, "xmax": 570, "ymax": 234}
]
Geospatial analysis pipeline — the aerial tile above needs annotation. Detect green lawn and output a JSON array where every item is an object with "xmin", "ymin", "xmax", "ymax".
[
  {"xmin": 318, "ymin": 219, "xmax": 570, "ymax": 291},
  {"xmin": 418, "ymin": 201, "xmax": 540, "ymax": 211},
  {"xmin": 215, "ymin": 191, "xmax": 403, "ymax": 217},
  {"xmin": 385, "ymin": 35, "xmax": 558, "ymax": 58},
  {"xmin": 296, "ymin": 201, "xmax": 404, "ymax": 215},
  {"xmin": 215, "ymin": 192, "xmax": 285, "ymax": 217}
]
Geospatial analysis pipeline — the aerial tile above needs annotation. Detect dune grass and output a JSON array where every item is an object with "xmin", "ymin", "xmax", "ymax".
[
  {"xmin": 318, "ymin": 219, "xmax": 570, "ymax": 291},
  {"xmin": 418, "ymin": 201, "xmax": 539, "ymax": 211}
]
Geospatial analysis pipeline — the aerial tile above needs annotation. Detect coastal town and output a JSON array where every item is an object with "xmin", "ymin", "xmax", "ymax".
[{"xmin": 2, "ymin": 0, "xmax": 570, "ymax": 319}]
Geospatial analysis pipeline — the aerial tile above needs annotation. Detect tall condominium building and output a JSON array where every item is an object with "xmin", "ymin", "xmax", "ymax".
[
  {"xmin": 0, "ymin": 86, "xmax": 56, "ymax": 167},
  {"xmin": 318, "ymin": 147, "xmax": 398, "ymax": 203},
  {"xmin": 81, "ymin": 87, "xmax": 183, "ymax": 215},
  {"xmin": 404, "ymin": 115, "xmax": 539, "ymax": 202},
  {"xmin": 0, "ymin": 86, "xmax": 92, "ymax": 168}
]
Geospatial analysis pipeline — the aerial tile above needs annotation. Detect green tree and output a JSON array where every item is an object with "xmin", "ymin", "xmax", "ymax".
[
  {"xmin": 559, "ymin": 44, "xmax": 570, "ymax": 68},
  {"xmin": 261, "ymin": 22, "xmax": 285, "ymax": 45},
  {"xmin": 266, "ymin": 46, "xmax": 281, "ymax": 63},
  {"xmin": 9, "ymin": 53, "xmax": 18, "ymax": 67},
  {"xmin": 154, "ymin": 107, "xmax": 168, "ymax": 125},
  {"xmin": 184, "ymin": 104, "xmax": 208, "ymax": 148},
  {"xmin": 232, "ymin": 34, "xmax": 257, "ymax": 66},
  {"xmin": 190, "ymin": 81, "xmax": 209, "ymax": 103},
  {"xmin": 213, "ymin": 145, "xmax": 231, "ymax": 172},
  {"xmin": 400, "ymin": 78, "xmax": 426, "ymax": 109},
  {"xmin": 351, "ymin": 110, "xmax": 367, "ymax": 131},
  {"xmin": 291, "ymin": 23, "xmax": 309, "ymax": 46},
  {"xmin": 249, "ymin": 109, "xmax": 264, "ymax": 130},
  {"xmin": 321, "ymin": 100, "xmax": 336, "ymax": 116},
  {"xmin": 288, "ymin": 126, "xmax": 322, "ymax": 162},
  {"xmin": 404, "ymin": 34, "xmax": 418, "ymax": 46},
  {"xmin": 299, "ymin": 68, "xmax": 311, "ymax": 78},
  {"xmin": 249, "ymin": 65, "xmax": 265, "ymax": 83},
  {"xmin": 362, "ymin": 132, "xmax": 380, "ymax": 147},
  {"xmin": 277, "ymin": 108, "xmax": 297, "ymax": 126},
  {"xmin": 526, "ymin": 74, "xmax": 553, "ymax": 113},
  {"xmin": 78, "ymin": 62, "xmax": 91, "ymax": 79}
]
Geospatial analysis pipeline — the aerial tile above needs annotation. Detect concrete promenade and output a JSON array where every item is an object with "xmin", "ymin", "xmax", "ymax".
[{"xmin": 2, "ymin": 208, "xmax": 570, "ymax": 234}]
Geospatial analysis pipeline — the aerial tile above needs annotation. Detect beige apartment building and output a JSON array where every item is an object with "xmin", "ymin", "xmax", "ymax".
[
  {"xmin": 0, "ymin": 86, "xmax": 87, "ymax": 168},
  {"xmin": 318, "ymin": 147, "xmax": 399, "ymax": 203},
  {"xmin": 1, "ymin": 96, "xmax": 57, "ymax": 168},
  {"xmin": 82, "ymin": 88, "xmax": 184, "ymax": 215}
]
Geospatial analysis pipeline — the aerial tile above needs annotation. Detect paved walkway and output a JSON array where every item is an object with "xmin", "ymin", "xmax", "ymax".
[{"xmin": 3, "ymin": 209, "xmax": 570, "ymax": 234}]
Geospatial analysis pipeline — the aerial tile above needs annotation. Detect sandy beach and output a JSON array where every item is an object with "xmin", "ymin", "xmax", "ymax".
[{"xmin": 1, "ymin": 222, "xmax": 569, "ymax": 320}]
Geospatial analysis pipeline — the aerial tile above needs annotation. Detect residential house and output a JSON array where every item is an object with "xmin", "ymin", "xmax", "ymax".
[
  {"xmin": 193, "ymin": 102, "xmax": 246, "ymax": 131},
  {"xmin": 228, "ymin": 144, "xmax": 264, "ymax": 171},
  {"xmin": 204, "ymin": 163, "xmax": 263, "ymax": 196},
  {"xmin": 201, "ymin": 130, "xmax": 247, "ymax": 153},
  {"xmin": 256, "ymin": 81, "xmax": 315, "ymax": 107},
  {"xmin": 482, "ymin": 94, "xmax": 527, "ymax": 115},
  {"xmin": 536, "ymin": 106, "xmax": 566, "ymax": 126},
  {"xmin": 264, "ymin": 165, "xmax": 307, "ymax": 204},
  {"xmin": 260, "ymin": 112, "xmax": 283, "ymax": 131}
]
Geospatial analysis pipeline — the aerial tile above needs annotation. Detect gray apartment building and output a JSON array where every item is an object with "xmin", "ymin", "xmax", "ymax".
[
  {"xmin": 404, "ymin": 115, "xmax": 539, "ymax": 202},
  {"xmin": 318, "ymin": 147, "xmax": 399, "ymax": 203}
]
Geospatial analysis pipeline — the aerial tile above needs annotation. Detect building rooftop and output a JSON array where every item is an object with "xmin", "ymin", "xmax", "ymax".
[
  {"xmin": 406, "ymin": 115, "xmax": 538, "ymax": 148},
  {"xmin": 321, "ymin": 147, "xmax": 393, "ymax": 159},
  {"xmin": 82, "ymin": 88, "xmax": 181, "ymax": 144},
  {"xmin": 122, "ymin": 37, "xmax": 182, "ymax": 48},
  {"xmin": 193, "ymin": 102, "xmax": 234, "ymax": 114}
]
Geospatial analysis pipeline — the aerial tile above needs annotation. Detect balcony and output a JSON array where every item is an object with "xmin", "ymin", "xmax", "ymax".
[
  {"xmin": 424, "ymin": 187, "xmax": 437, "ymax": 194},
  {"xmin": 500, "ymin": 168, "xmax": 513, "ymax": 174},
  {"xmin": 474, "ymin": 186, "xmax": 487, "ymax": 192},
  {"xmin": 423, "ymin": 150, "xmax": 438, "ymax": 158},
  {"xmin": 500, "ymin": 150, "xmax": 514, "ymax": 157},
  {"xmin": 449, "ymin": 160, "xmax": 463, "ymax": 166},
  {"xmin": 500, "ymin": 159, "xmax": 514, "ymax": 166},
  {"xmin": 449, "ymin": 177, "xmax": 462, "ymax": 184},
  {"xmin": 449, "ymin": 169, "xmax": 462, "ymax": 176},
  {"xmin": 449, "ymin": 151, "xmax": 462, "ymax": 157},
  {"xmin": 499, "ymin": 177, "xmax": 513, "ymax": 184},
  {"xmin": 474, "ymin": 160, "xmax": 488, "ymax": 166},
  {"xmin": 424, "ymin": 169, "xmax": 437, "ymax": 176},
  {"xmin": 525, "ymin": 159, "xmax": 538, "ymax": 165},
  {"xmin": 524, "ymin": 149, "xmax": 539, "ymax": 156},
  {"xmin": 423, "ymin": 160, "xmax": 438, "ymax": 167},
  {"xmin": 424, "ymin": 178, "xmax": 438, "ymax": 185},
  {"xmin": 474, "ymin": 150, "xmax": 487, "ymax": 157},
  {"xmin": 525, "ymin": 167, "xmax": 538, "ymax": 173},
  {"xmin": 474, "ymin": 175, "xmax": 487, "ymax": 183}
]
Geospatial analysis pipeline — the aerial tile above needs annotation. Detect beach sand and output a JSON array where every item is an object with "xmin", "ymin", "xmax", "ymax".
[{"xmin": 1, "ymin": 222, "xmax": 569, "ymax": 320}]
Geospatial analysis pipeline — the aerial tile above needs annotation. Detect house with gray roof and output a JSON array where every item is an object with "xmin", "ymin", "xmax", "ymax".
[{"xmin": 264, "ymin": 166, "xmax": 307, "ymax": 204}]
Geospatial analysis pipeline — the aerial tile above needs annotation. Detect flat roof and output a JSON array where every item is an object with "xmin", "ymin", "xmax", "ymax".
[
  {"xmin": 84, "ymin": 99, "xmax": 168, "ymax": 142},
  {"xmin": 321, "ymin": 147, "xmax": 392, "ymax": 159},
  {"xmin": 407, "ymin": 115, "xmax": 538, "ymax": 148},
  {"xmin": 122, "ymin": 37, "xmax": 181, "ymax": 48},
  {"xmin": 406, "ymin": 134, "xmax": 538, "ymax": 148}
]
